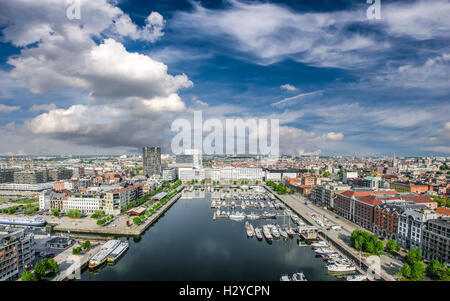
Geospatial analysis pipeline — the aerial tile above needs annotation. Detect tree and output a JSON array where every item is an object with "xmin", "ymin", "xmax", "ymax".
[
  {"xmin": 386, "ymin": 239, "xmax": 398, "ymax": 254},
  {"xmin": 81, "ymin": 240, "xmax": 91, "ymax": 250},
  {"xmin": 51, "ymin": 209, "xmax": 60, "ymax": 217},
  {"xmin": 400, "ymin": 264, "xmax": 412, "ymax": 278},
  {"xmin": 411, "ymin": 261, "xmax": 426, "ymax": 280},
  {"xmin": 34, "ymin": 261, "xmax": 47, "ymax": 278},
  {"xmin": 406, "ymin": 248, "xmax": 422, "ymax": 265},
  {"xmin": 21, "ymin": 270, "xmax": 37, "ymax": 281},
  {"xmin": 66, "ymin": 209, "xmax": 81, "ymax": 218},
  {"xmin": 133, "ymin": 217, "xmax": 141, "ymax": 225},
  {"xmin": 47, "ymin": 258, "xmax": 59, "ymax": 273},
  {"xmin": 72, "ymin": 247, "xmax": 81, "ymax": 255},
  {"xmin": 289, "ymin": 188, "xmax": 295, "ymax": 194}
]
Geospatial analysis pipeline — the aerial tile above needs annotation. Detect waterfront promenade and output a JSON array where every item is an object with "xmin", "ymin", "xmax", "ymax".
[
  {"xmin": 49, "ymin": 191, "xmax": 183, "ymax": 236},
  {"xmin": 264, "ymin": 185, "xmax": 400, "ymax": 281}
]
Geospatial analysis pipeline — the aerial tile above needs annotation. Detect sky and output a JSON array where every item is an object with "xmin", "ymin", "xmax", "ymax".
[{"xmin": 0, "ymin": 0, "xmax": 449, "ymax": 157}]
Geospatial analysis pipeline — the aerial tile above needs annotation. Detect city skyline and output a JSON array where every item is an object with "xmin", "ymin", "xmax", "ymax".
[{"xmin": 0, "ymin": 0, "xmax": 449, "ymax": 156}]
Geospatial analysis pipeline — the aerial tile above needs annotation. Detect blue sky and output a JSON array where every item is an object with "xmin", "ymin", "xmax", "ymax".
[{"xmin": 0, "ymin": 0, "xmax": 449, "ymax": 156}]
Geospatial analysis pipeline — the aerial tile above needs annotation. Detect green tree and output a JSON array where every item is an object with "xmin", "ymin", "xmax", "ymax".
[
  {"xmin": 411, "ymin": 261, "xmax": 426, "ymax": 280},
  {"xmin": 47, "ymin": 258, "xmax": 59, "ymax": 273},
  {"xmin": 21, "ymin": 270, "xmax": 37, "ymax": 281},
  {"xmin": 34, "ymin": 261, "xmax": 47, "ymax": 278},
  {"xmin": 81, "ymin": 240, "xmax": 91, "ymax": 250},
  {"xmin": 133, "ymin": 217, "xmax": 141, "ymax": 225},
  {"xmin": 66, "ymin": 209, "xmax": 81, "ymax": 218},
  {"xmin": 406, "ymin": 248, "xmax": 422, "ymax": 265},
  {"xmin": 400, "ymin": 264, "xmax": 412, "ymax": 278},
  {"xmin": 51, "ymin": 209, "xmax": 60, "ymax": 217}
]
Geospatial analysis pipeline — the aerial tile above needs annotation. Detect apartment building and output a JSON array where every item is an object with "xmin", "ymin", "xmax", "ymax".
[
  {"xmin": 421, "ymin": 217, "xmax": 450, "ymax": 263},
  {"xmin": 0, "ymin": 228, "xmax": 35, "ymax": 281},
  {"xmin": 311, "ymin": 181, "xmax": 350, "ymax": 208},
  {"xmin": 398, "ymin": 208, "xmax": 438, "ymax": 249}
]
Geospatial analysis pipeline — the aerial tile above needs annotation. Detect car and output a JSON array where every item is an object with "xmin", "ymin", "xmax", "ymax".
[{"xmin": 46, "ymin": 253, "xmax": 55, "ymax": 258}]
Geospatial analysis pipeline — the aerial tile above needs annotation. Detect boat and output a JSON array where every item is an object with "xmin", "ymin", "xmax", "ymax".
[
  {"xmin": 314, "ymin": 247, "xmax": 336, "ymax": 256},
  {"xmin": 280, "ymin": 274, "xmax": 291, "ymax": 281},
  {"xmin": 311, "ymin": 240, "xmax": 328, "ymax": 248},
  {"xmin": 285, "ymin": 227, "xmax": 295, "ymax": 237},
  {"xmin": 346, "ymin": 274, "xmax": 368, "ymax": 281},
  {"xmin": 278, "ymin": 226, "xmax": 288, "ymax": 239},
  {"xmin": 89, "ymin": 240, "xmax": 121, "ymax": 270},
  {"xmin": 261, "ymin": 212, "xmax": 276, "ymax": 219},
  {"xmin": 263, "ymin": 226, "xmax": 273, "ymax": 242},
  {"xmin": 229, "ymin": 212, "xmax": 245, "ymax": 221},
  {"xmin": 255, "ymin": 228, "xmax": 263, "ymax": 240},
  {"xmin": 328, "ymin": 264, "xmax": 356, "ymax": 273},
  {"xmin": 270, "ymin": 225, "xmax": 280, "ymax": 238},
  {"xmin": 246, "ymin": 212, "xmax": 259, "ymax": 220},
  {"xmin": 107, "ymin": 241, "xmax": 129, "ymax": 264},
  {"xmin": 0, "ymin": 216, "xmax": 46, "ymax": 227},
  {"xmin": 246, "ymin": 223, "xmax": 254, "ymax": 237},
  {"xmin": 292, "ymin": 272, "xmax": 307, "ymax": 281}
]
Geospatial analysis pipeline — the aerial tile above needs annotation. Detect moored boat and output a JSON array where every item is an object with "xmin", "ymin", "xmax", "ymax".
[
  {"xmin": 89, "ymin": 240, "xmax": 120, "ymax": 270},
  {"xmin": 292, "ymin": 272, "xmax": 307, "ymax": 281},
  {"xmin": 107, "ymin": 241, "xmax": 129, "ymax": 264}
]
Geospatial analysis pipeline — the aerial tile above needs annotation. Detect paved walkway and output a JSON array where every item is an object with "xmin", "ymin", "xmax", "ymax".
[{"xmin": 52, "ymin": 243, "xmax": 102, "ymax": 281}]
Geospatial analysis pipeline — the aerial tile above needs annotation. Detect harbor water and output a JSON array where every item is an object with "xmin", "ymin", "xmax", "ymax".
[{"xmin": 80, "ymin": 192, "xmax": 340, "ymax": 281}]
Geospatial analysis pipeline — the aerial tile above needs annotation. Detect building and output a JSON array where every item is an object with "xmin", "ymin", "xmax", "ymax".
[
  {"xmin": 46, "ymin": 168, "xmax": 73, "ymax": 181},
  {"xmin": 64, "ymin": 194, "xmax": 104, "ymax": 214},
  {"xmin": 0, "ymin": 228, "xmax": 35, "ymax": 281},
  {"xmin": 373, "ymin": 201, "xmax": 427, "ymax": 240},
  {"xmin": 311, "ymin": 181, "xmax": 350, "ymax": 208},
  {"xmin": 351, "ymin": 176, "xmax": 387, "ymax": 190},
  {"xmin": 390, "ymin": 181, "xmax": 432, "ymax": 193},
  {"xmin": 334, "ymin": 190, "xmax": 398, "ymax": 225},
  {"xmin": 343, "ymin": 170, "xmax": 358, "ymax": 184},
  {"xmin": 184, "ymin": 149, "xmax": 202, "ymax": 167},
  {"xmin": 0, "ymin": 169, "xmax": 14, "ymax": 183},
  {"xmin": 14, "ymin": 170, "xmax": 46, "ymax": 184},
  {"xmin": 178, "ymin": 167, "xmax": 205, "ymax": 182},
  {"xmin": 162, "ymin": 168, "xmax": 177, "ymax": 182},
  {"xmin": 104, "ymin": 184, "xmax": 143, "ymax": 214},
  {"xmin": 143, "ymin": 147, "xmax": 161, "ymax": 177},
  {"xmin": 421, "ymin": 217, "xmax": 450, "ymax": 263},
  {"xmin": 397, "ymin": 208, "xmax": 438, "ymax": 249}
]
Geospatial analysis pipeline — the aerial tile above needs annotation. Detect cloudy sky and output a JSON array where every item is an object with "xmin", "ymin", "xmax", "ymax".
[{"xmin": 0, "ymin": 0, "xmax": 449, "ymax": 156}]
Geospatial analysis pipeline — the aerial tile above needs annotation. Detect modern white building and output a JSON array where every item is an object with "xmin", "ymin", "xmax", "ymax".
[
  {"xmin": 64, "ymin": 194, "xmax": 102, "ymax": 214},
  {"xmin": 178, "ymin": 168, "xmax": 205, "ymax": 182},
  {"xmin": 162, "ymin": 168, "xmax": 177, "ymax": 182},
  {"xmin": 343, "ymin": 170, "xmax": 358, "ymax": 184},
  {"xmin": 398, "ymin": 208, "xmax": 438, "ymax": 249}
]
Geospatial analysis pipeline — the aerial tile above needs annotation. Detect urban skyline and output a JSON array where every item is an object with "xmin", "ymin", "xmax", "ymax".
[{"xmin": 0, "ymin": 0, "xmax": 449, "ymax": 157}]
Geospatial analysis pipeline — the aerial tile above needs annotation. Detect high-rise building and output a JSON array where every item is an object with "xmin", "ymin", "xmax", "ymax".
[
  {"xmin": 421, "ymin": 217, "xmax": 450, "ymax": 263},
  {"xmin": 142, "ymin": 147, "xmax": 161, "ymax": 177}
]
